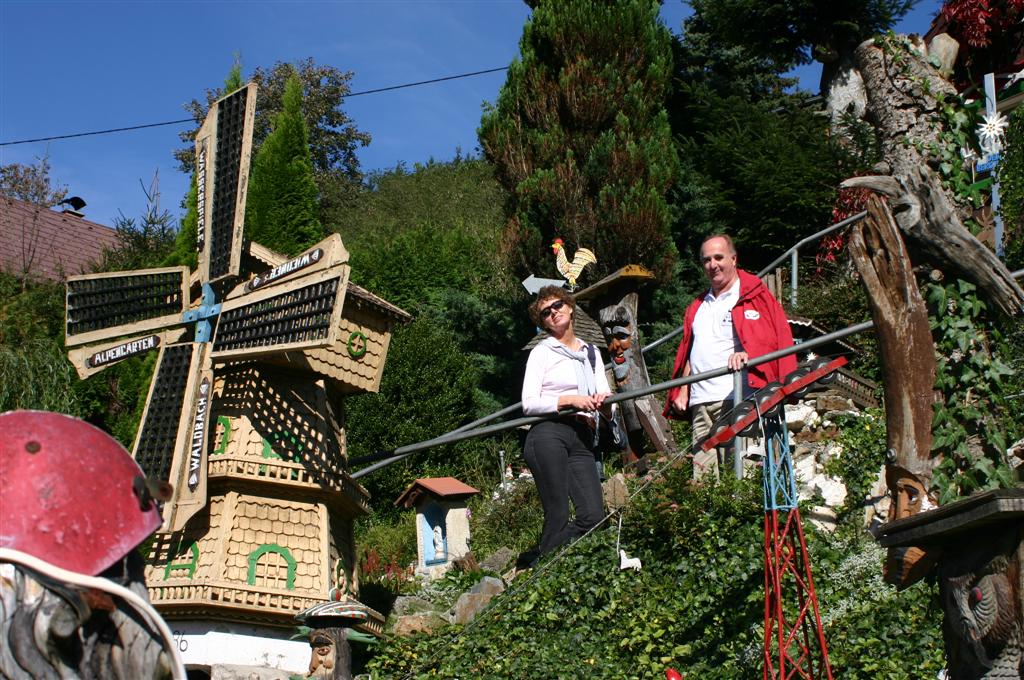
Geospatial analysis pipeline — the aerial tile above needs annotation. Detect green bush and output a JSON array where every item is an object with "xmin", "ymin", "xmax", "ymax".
[{"xmin": 366, "ymin": 465, "xmax": 945, "ymax": 678}]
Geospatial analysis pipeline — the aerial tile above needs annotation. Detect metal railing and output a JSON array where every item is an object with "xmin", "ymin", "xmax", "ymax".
[{"xmin": 350, "ymin": 240, "xmax": 1023, "ymax": 481}]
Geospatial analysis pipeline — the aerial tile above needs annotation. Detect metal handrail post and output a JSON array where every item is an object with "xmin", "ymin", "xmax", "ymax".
[
  {"xmin": 733, "ymin": 371, "xmax": 745, "ymax": 478},
  {"xmin": 790, "ymin": 249, "xmax": 799, "ymax": 308}
]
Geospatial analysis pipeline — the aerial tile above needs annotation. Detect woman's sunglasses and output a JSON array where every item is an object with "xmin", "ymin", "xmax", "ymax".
[{"xmin": 539, "ymin": 300, "xmax": 566, "ymax": 320}]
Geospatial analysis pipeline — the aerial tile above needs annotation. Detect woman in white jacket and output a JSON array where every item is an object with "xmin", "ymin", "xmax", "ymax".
[{"xmin": 521, "ymin": 285, "xmax": 611, "ymax": 561}]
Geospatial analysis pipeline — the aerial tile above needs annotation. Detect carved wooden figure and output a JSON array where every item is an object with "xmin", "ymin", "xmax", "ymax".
[
  {"xmin": 878, "ymin": 489, "xmax": 1024, "ymax": 679},
  {"xmin": 577, "ymin": 266, "xmax": 677, "ymax": 465}
]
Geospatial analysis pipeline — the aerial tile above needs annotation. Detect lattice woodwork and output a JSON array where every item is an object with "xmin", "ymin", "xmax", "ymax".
[
  {"xmin": 132, "ymin": 342, "xmax": 213, "ymax": 532},
  {"xmin": 65, "ymin": 267, "xmax": 189, "ymax": 347},
  {"xmin": 195, "ymin": 82, "xmax": 256, "ymax": 284},
  {"xmin": 212, "ymin": 269, "xmax": 349, "ymax": 360}
]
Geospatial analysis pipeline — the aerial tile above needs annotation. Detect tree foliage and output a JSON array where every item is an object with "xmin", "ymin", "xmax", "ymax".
[
  {"xmin": 245, "ymin": 75, "xmax": 325, "ymax": 256},
  {"xmin": 479, "ymin": 0, "xmax": 679, "ymax": 282},
  {"xmin": 334, "ymin": 157, "xmax": 530, "ymax": 410},
  {"xmin": 174, "ymin": 58, "xmax": 370, "ymax": 192},
  {"xmin": 101, "ymin": 173, "xmax": 178, "ymax": 271},
  {"xmin": 685, "ymin": 0, "xmax": 916, "ymax": 74},
  {"xmin": 347, "ymin": 317, "xmax": 483, "ymax": 516},
  {"xmin": 0, "ymin": 153, "xmax": 68, "ymax": 207},
  {"xmin": 997, "ymin": 105, "xmax": 1023, "ymax": 271}
]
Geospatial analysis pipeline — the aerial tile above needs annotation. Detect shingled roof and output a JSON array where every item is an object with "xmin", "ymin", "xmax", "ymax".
[{"xmin": 0, "ymin": 194, "xmax": 118, "ymax": 282}]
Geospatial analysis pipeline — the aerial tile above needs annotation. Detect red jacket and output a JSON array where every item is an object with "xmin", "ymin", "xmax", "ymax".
[{"xmin": 663, "ymin": 270, "xmax": 796, "ymax": 418}]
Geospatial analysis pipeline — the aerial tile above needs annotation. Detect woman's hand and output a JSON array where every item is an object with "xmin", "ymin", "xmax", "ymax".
[{"xmin": 559, "ymin": 393, "xmax": 609, "ymax": 412}]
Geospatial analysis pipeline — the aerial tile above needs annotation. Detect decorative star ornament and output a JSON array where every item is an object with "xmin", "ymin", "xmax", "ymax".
[{"xmin": 977, "ymin": 110, "xmax": 1009, "ymax": 157}]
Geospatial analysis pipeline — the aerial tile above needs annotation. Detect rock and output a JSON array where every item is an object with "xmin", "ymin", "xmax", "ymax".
[
  {"xmin": 815, "ymin": 476, "xmax": 848, "ymax": 508},
  {"xmin": 805, "ymin": 506, "xmax": 839, "ymax": 533},
  {"xmin": 602, "ymin": 473, "xmax": 629, "ymax": 511},
  {"xmin": 450, "ymin": 591, "xmax": 497, "ymax": 625},
  {"xmin": 816, "ymin": 394, "xmax": 854, "ymax": 413},
  {"xmin": 391, "ymin": 595, "xmax": 436, "ymax": 617},
  {"xmin": 468, "ymin": 575, "xmax": 505, "ymax": 597},
  {"xmin": 211, "ymin": 665, "xmax": 293, "ymax": 680},
  {"xmin": 391, "ymin": 613, "xmax": 447, "ymax": 637},
  {"xmin": 928, "ymin": 33, "xmax": 959, "ymax": 77},
  {"xmin": 480, "ymin": 547, "xmax": 515, "ymax": 574},
  {"xmin": 785, "ymin": 403, "xmax": 819, "ymax": 431}
]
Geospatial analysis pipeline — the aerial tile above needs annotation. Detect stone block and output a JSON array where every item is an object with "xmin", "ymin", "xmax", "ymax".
[
  {"xmin": 391, "ymin": 613, "xmax": 447, "ymax": 637},
  {"xmin": 469, "ymin": 575, "xmax": 505, "ymax": 597},
  {"xmin": 391, "ymin": 595, "xmax": 436, "ymax": 617},
  {"xmin": 479, "ymin": 547, "xmax": 515, "ymax": 574},
  {"xmin": 450, "ymin": 591, "xmax": 495, "ymax": 625},
  {"xmin": 211, "ymin": 664, "xmax": 293, "ymax": 680},
  {"xmin": 602, "ymin": 473, "xmax": 629, "ymax": 511},
  {"xmin": 815, "ymin": 394, "xmax": 854, "ymax": 413}
]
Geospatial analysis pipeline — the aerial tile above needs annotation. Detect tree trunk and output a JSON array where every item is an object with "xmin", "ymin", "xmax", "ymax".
[
  {"xmin": 848, "ymin": 195, "xmax": 938, "ymax": 517},
  {"xmin": 854, "ymin": 36, "xmax": 958, "ymax": 180}
]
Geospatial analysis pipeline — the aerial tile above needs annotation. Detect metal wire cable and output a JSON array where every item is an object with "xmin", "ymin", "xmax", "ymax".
[{"xmin": 0, "ymin": 67, "xmax": 510, "ymax": 147}]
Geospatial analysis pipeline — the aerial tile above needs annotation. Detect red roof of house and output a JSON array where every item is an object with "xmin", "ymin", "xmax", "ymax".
[
  {"xmin": 394, "ymin": 477, "xmax": 480, "ymax": 508},
  {"xmin": 0, "ymin": 194, "xmax": 118, "ymax": 282}
]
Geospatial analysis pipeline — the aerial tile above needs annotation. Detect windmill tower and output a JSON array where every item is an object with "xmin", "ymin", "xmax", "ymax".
[{"xmin": 64, "ymin": 83, "xmax": 409, "ymax": 674}]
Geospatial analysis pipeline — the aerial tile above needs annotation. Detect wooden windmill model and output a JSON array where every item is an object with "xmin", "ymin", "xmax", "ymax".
[{"xmin": 64, "ymin": 84, "xmax": 408, "ymax": 659}]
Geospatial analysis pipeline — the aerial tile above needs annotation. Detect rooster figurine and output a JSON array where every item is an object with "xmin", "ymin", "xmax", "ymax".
[{"xmin": 551, "ymin": 238, "xmax": 597, "ymax": 291}]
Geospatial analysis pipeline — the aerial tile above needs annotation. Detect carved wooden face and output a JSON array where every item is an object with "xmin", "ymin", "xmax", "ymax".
[
  {"xmin": 939, "ymin": 542, "xmax": 1022, "ymax": 672},
  {"xmin": 602, "ymin": 307, "xmax": 636, "ymax": 383},
  {"xmin": 886, "ymin": 468, "xmax": 927, "ymax": 520}
]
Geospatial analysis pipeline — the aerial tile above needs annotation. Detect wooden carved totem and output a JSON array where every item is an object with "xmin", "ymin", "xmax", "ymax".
[{"xmin": 578, "ymin": 266, "xmax": 677, "ymax": 464}]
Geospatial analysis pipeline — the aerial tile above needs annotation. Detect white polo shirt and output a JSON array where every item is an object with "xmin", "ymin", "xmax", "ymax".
[{"xmin": 688, "ymin": 278, "xmax": 744, "ymax": 406}]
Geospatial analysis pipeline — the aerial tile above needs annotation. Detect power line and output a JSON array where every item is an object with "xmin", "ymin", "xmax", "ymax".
[{"xmin": 0, "ymin": 66, "xmax": 510, "ymax": 147}]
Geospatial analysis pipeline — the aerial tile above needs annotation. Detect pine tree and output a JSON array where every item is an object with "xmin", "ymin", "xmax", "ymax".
[
  {"xmin": 245, "ymin": 75, "xmax": 324, "ymax": 256},
  {"xmin": 479, "ymin": 0, "xmax": 679, "ymax": 281}
]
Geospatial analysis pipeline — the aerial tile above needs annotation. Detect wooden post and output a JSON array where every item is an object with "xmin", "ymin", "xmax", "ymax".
[{"xmin": 848, "ymin": 196, "xmax": 938, "ymax": 516}]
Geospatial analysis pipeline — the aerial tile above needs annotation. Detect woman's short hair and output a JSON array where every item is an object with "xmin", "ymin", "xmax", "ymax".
[{"xmin": 528, "ymin": 285, "xmax": 575, "ymax": 326}]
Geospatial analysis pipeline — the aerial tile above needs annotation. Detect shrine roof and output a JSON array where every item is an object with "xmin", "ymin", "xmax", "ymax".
[
  {"xmin": 0, "ymin": 194, "xmax": 118, "ymax": 282},
  {"xmin": 395, "ymin": 477, "xmax": 480, "ymax": 508},
  {"xmin": 522, "ymin": 307, "xmax": 605, "ymax": 351}
]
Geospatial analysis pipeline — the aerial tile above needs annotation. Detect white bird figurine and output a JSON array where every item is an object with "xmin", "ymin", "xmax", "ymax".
[
  {"xmin": 551, "ymin": 238, "xmax": 597, "ymax": 291},
  {"xmin": 619, "ymin": 549, "xmax": 642, "ymax": 572}
]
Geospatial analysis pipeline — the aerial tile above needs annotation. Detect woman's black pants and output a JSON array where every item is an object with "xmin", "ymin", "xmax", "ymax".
[{"xmin": 522, "ymin": 419, "xmax": 604, "ymax": 556}]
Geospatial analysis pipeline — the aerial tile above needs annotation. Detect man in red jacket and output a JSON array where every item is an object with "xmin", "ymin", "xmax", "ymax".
[{"xmin": 664, "ymin": 234, "xmax": 796, "ymax": 479}]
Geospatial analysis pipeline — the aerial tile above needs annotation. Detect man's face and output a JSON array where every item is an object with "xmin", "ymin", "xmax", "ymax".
[{"xmin": 700, "ymin": 237, "xmax": 738, "ymax": 294}]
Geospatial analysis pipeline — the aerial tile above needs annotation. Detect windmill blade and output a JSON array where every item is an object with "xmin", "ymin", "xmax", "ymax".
[
  {"xmin": 224, "ymin": 233, "xmax": 350, "ymax": 301},
  {"xmin": 211, "ymin": 267, "xmax": 350, "ymax": 361},
  {"xmin": 65, "ymin": 266, "xmax": 190, "ymax": 347},
  {"xmin": 131, "ymin": 342, "xmax": 213, "ymax": 532},
  {"xmin": 67, "ymin": 327, "xmax": 188, "ymax": 379},
  {"xmin": 195, "ymin": 82, "xmax": 257, "ymax": 284}
]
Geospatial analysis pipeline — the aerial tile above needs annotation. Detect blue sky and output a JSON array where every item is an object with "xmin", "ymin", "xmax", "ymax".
[{"xmin": 1, "ymin": 1, "xmax": 943, "ymax": 227}]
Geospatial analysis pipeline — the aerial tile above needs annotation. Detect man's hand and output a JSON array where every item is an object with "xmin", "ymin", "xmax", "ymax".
[
  {"xmin": 671, "ymin": 386, "xmax": 689, "ymax": 414},
  {"xmin": 727, "ymin": 351, "xmax": 749, "ymax": 371}
]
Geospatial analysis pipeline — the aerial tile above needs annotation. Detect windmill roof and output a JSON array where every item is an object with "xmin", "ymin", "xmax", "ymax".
[
  {"xmin": 394, "ymin": 477, "xmax": 479, "ymax": 508},
  {"xmin": 0, "ymin": 194, "xmax": 118, "ymax": 282}
]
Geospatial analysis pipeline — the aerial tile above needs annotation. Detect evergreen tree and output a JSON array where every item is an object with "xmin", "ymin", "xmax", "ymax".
[
  {"xmin": 479, "ymin": 0, "xmax": 679, "ymax": 282},
  {"xmin": 245, "ymin": 75, "xmax": 324, "ymax": 256}
]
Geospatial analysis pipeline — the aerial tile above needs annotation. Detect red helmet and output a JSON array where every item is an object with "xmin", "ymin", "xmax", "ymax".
[{"xmin": 0, "ymin": 411, "xmax": 162, "ymax": 575}]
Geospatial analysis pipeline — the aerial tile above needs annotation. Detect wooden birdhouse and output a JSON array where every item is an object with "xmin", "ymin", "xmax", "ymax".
[
  {"xmin": 395, "ymin": 477, "xmax": 479, "ymax": 579},
  {"xmin": 62, "ymin": 82, "xmax": 410, "ymax": 674}
]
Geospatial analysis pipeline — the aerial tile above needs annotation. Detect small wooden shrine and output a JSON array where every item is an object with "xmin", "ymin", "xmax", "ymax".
[{"xmin": 395, "ymin": 477, "xmax": 479, "ymax": 579}]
